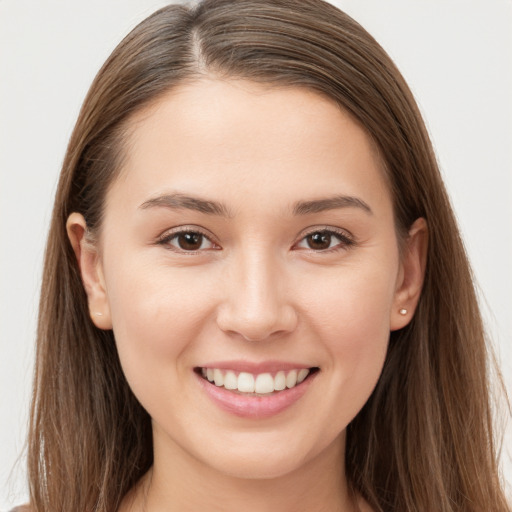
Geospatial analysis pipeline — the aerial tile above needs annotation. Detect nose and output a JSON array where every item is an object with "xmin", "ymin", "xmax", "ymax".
[{"xmin": 216, "ymin": 251, "xmax": 298, "ymax": 341}]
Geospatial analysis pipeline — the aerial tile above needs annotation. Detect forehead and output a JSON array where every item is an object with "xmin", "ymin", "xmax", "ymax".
[{"xmin": 111, "ymin": 78, "xmax": 391, "ymax": 218}]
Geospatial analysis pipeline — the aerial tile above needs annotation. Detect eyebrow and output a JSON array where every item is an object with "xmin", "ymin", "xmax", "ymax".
[
  {"xmin": 139, "ymin": 193, "xmax": 233, "ymax": 217},
  {"xmin": 139, "ymin": 192, "xmax": 372, "ymax": 217},
  {"xmin": 292, "ymin": 195, "xmax": 373, "ymax": 215}
]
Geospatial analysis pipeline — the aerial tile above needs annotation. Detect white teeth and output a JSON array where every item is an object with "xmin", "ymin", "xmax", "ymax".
[
  {"xmin": 224, "ymin": 370, "xmax": 238, "ymax": 390},
  {"xmin": 238, "ymin": 372, "xmax": 255, "ymax": 393},
  {"xmin": 274, "ymin": 371, "xmax": 286, "ymax": 391},
  {"xmin": 213, "ymin": 368, "xmax": 224, "ymax": 386},
  {"xmin": 297, "ymin": 368, "xmax": 309, "ymax": 383},
  {"xmin": 201, "ymin": 367, "xmax": 313, "ymax": 394},
  {"xmin": 254, "ymin": 373, "xmax": 274, "ymax": 394},
  {"xmin": 286, "ymin": 369, "xmax": 298, "ymax": 388}
]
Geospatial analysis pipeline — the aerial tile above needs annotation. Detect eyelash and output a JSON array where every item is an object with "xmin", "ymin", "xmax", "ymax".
[
  {"xmin": 157, "ymin": 227, "xmax": 218, "ymax": 253},
  {"xmin": 156, "ymin": 226, "xmax": 355, "ymax": 254},
  {"xmin": 295, "ymin": 227, "xmax": 355, "ymax": 253}
]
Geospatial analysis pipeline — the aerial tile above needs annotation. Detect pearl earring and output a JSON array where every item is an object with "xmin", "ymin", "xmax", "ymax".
[
  {"xmin": 94, "ymin": 312, "xmax": 103, "ymax": 317},
  {"xmin": 399, "ymin": 308, "xmax": 408, "ymax": 316}
]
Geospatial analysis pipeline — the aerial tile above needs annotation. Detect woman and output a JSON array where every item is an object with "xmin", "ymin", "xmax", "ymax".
[{"xmin": 18, "ymin": 0, "xmax": 509, "ymax": 510}]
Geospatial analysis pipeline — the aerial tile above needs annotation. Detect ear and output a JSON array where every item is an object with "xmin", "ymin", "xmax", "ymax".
[
  {"xmin": 66, "ymin": 213, "xmax": 112, "ymax": 330},
  {"xmin": 390, "ymin": 217, "xmax": 428, "ymax": 331}
]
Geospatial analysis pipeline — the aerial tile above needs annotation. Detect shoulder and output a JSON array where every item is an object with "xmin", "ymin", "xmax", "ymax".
[{"xmin": 9, "ymin": 506, "xmax": 32, "ymax": 512}]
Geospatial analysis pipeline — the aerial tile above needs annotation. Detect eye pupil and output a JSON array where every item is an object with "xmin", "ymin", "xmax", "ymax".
[
  {"xmin": 178, "ymin": 232, "xmax": 203, "ymax": 250},
  {"xmin": 307, "ymin": 232, "xmax": 331, "ymax": 250}
]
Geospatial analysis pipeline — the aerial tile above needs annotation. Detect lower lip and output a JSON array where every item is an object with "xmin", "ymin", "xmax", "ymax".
[{"xmin": 196, "ymin": 371, "xmax": 318, "ymax": 419}]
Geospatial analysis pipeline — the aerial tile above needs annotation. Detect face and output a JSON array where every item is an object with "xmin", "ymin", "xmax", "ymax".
[{"xmin": 72, "ymin": 79, "xmax": 423, "ymax": 481}]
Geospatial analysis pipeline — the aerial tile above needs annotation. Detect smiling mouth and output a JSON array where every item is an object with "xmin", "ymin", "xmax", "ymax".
[{"xmin": 195, "ymin": 367, "xmax": 320, "ymax": 395}]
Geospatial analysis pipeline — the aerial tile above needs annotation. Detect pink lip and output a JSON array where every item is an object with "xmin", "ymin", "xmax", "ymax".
[{"xmin": 195, "ymin": 368, "xmax": 318, "ymax": 419}]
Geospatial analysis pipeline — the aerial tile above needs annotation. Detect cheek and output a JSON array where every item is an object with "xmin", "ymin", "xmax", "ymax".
[
  {"xmin": 304, "ymin": 254, "xmax": 397, "ymax": 343},
  {"xmin": 301, "ymin": 259, "xmax": 397, "ymax": 420},
  {"xmin": 103, "ymin": 259, "xmax": 217, "ymax": 400}
]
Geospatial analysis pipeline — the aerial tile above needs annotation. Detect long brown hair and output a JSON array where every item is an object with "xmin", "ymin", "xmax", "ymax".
[{"xmin": 28, "ymin": 1, "xmax": 509, "ymax": 510}]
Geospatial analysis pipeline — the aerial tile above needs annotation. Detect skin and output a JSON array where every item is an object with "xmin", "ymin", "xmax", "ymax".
[{"xmin": 67, "ymin": 79, "xmax": 427, "ymax": 512}]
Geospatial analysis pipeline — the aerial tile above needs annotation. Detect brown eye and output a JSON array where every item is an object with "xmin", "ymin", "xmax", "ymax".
[
  {"xmin": 296, "ymin": 228, "xmax": 354, "ymax": 252},
  {"xmin": 159, "ymin": 229, "xmax": 217, "ymax": 252},
  {"xmin": 306, "ymin": 232, "xmax": 332, "ymax": 250},
  {"xmin": 177, "ymin": 232, "xmax": 204, "ymax": 251}
]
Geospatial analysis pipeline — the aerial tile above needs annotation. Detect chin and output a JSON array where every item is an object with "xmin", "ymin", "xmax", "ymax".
[
  {"xmin": 193, "ymin": 428, "xmax": 341, "ymax": 482},
  {"xmin": 207, "ymin": 449, "xmax": 308, "ymax": 480}
]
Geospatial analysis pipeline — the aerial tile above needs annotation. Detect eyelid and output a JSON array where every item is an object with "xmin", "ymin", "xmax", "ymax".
[
  {"xmin": 156, "ymin": 225, "xmax": 220, "ymax": 252},
  {"xmin": 294, "ymin": 226, "xmax": 355, "ymax": 252}
]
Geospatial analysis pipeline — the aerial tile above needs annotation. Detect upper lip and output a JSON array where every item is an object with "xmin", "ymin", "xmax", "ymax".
[{"xmin": 196, "ymin": 360, "xmax": 317, "ymax": 374}]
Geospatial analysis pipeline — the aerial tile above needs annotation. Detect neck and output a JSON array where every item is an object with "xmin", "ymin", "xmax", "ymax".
[{"xmin": 120, "ymin": 430, "xmax": 360, "ymax": 512}]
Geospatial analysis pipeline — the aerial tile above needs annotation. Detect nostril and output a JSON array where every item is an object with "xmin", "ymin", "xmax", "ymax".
[{"xmin": 215, "ymin": 300, "xmax": 298, "ymax": 342}]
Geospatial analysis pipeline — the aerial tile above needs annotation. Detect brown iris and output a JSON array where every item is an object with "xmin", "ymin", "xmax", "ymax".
[
  {"xmin": 177, "ymin": 232, "xmax": 203, "ymax": 250},
  {"xmin": 306, "ymin": 232, "xmax": 332, "ymax": 250}
]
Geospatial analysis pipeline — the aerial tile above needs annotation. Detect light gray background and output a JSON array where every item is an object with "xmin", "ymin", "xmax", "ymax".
[{"xmin": 1, "ymin": 0, "xmax": 511, "ymax": 508}]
